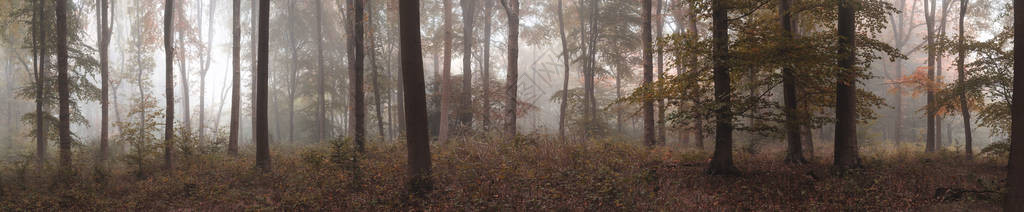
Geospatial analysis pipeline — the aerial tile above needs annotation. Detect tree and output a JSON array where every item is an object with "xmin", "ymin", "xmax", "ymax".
[
  {"xmin": 398, "ymin": 0, "xmax": 433, "ymax": 195},
  {"xmin": 33, "ymin": 0, "xmax": 47, "ymax": 167},
  {"xmin": 316, "ymin": 0, "xmax": 326, "ymax": 143},
  {"xmin": 642, "ymin": 0, "xmax": 655, "ymax": 147},
  {"xmin": 482, "ymin": 0, "xmax": 493, "ymax": 130},
  {"xmin": 254, "ymin": 0, "xmax": 270, "ymax": 170},
  {"xmin": 97, "ymin": 0, "xmax": 113, "ymax": 163},
  {"xmin": 923, "ymin": 0, "xmax": 937, "ymax": 152},
  {"xmin": 557, "ymin": 0, "xmax": 569, "ymax": 142},
  {"xmin": 439, "ymin": 0, "xmax": 452, "ymax": 143},
  {"xmin": 287, "ymin": 0, "xmax": 297, "ymax": 143},
  {"xmin": 834, "ymin": 0, "xmax": 860, "ymax": 170},
  {"xmin": 459, "ymin": 0, "xmax": 475, "ymax": 130},
  {"xmin": 706, "ymin": 0, "xmax": 738, "ymax": 175},
  {"xmin": 350, "ymin": 0, "xmax": 366, "ymax": 152},
  {"xmin": 198, "ymin": 0, "xmax": 217, "ymax": 143},
  {"xmin": 500, "ymin": 0, "xmax": 519, "ymax": 137},
  {"xmin": 163, "ymin": 0, "xmax": 175, "ymax": 170},
  {"xmin": 56, "ymin": 0, "xmax": 71, "ymax": 171},
  {"xmin": 1006, "ymin": 0, "xmax": 1024, "ymax": 209},
  {"xmin": 956, "ymin": 0, "xmax": 972, "ymax": 158},
  {"xmin": 781, "ymin": 0, "xmax": 806, "ymax": 164},
  {"xmin": 655, "ymin": 0, "xmax": 666, "ymax": 145},
  {"xmin": 229, "ymin": 0, "xmax": 241, "ymax": 155}
]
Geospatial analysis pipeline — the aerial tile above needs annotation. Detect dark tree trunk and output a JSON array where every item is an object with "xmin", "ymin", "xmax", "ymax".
[
  {"xmin": 34, "ymin": 0, "xmax": 47, "ymax": 168},
  {"xmin": 834, "ymin": 0, "xmax": 860, "ymax": 170},
  {"xmin": 439, "ymin": 0, "xmax": 452, "ymax": 143},
  {"xmin": 557, "ymin": 0, "xmax": 569, "ymax": 142},
  {"xmin": 482, "ymin": 0, "xmax": 493, "ymax": 130},
  {"xmin": 56, "ymin": 0, "xmax": 72, "ymax": 172},
  {"xmin": 957, "ymin": 0, "xmax": 973, "ymax": 158},
  {"xmin": 642, "ymin": 0, "xmax": 655, "ymax": 148},
  {"xmin": 655, "ymin": 0, "xmax": 666, "ymax": 145},
  {"xmin": 1006, "ymin": 0, "xmax": 1024, "ymax": 210},
  {"xmin": 398, "ymin": 0, "xmax": 433, "ymax": 195},
  {"xmin": 163, "ymin": 0, "xmax": 176, "ymax": 171},
  {"xmin": 924, "ymin": 0, "xmax": 936, "ymax": 152},
  {"xmin": 255, "ymin": 0, "xmax": 271, "ymax": 170},
  {"xmin": 229, "ymin": 0, "xmax": 241, "ymax": 155},
  {"xmin": 460, "ymin": 0, "xmax": 475, "ymax": 130},
  {"xmin": 98, "ymin": 0, "xmax": 112, "ymax": 163},
  {"xmin": 781, "ymin": 0, "xmax": 806, "ymax": 164},
  {"xmin": 500, "ymin": 0, "xmax": 519, "ymax": 137},
  {"xmin": 349, "ymin": 0, "xmax": 366, "ymax": 152},
  {"xmin": 707, "ymin": 0, "xmax": 738, "ymax": 175}
]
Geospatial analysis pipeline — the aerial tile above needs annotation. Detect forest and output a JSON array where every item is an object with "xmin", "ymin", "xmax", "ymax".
[{"xmin": 0, "ymin": 0, "xmax": 1023, "ymax": 210}]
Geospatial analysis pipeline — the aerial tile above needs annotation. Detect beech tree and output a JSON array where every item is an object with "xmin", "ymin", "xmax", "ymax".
[
  {"xmin": 229, "ymin": 0, "xmax": 241, "ymax": 155},
  {"xmin": 349, "ymin": 0, "xmax": 366, "ymax": 152},
  {"xmin": 834, "ymin": 0, "xmax": 859, "ymax": 170},
  {"xmin": 706, "ymin": 0, "xmax": 737, "ymax": 175},
  {"xmin": 255, "ymin": 0, "xmax": 270, "ymax": 170},
  {"xmin": 642, "ymin": 0, "xmax": 654, "ymax": 147},
  {"xmin": 56, "ymin": 0, "xmax": 71, "ymax": 171},
  {"xmin": 500, "ymin": 0, "xmax": 519, "ymax": 137},
  {"xmin": 398, "ymin": 0, "xmax": 432, "ymax": 195}
]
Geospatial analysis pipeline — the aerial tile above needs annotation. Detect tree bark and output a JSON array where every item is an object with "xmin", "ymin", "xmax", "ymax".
[
  {"xmin": 34, "ymin": 0, "xmax": 48, "ymax": 168},
  {"xmin": 781, "ymin": 0, "xmax": 806, "ymax": 164},
  {"xmin": 56, "ymin": 0, "xmax": 72, "ymax": 172},
  {"xmin": 557, "ymin": 0, "xmax": 569, "ymax": 142},
  {"xmin": 655, "ymin": 0, "xmax": 666, "ymax": 145},
  {"xmin": 439, "ymin": 0, "xmax": 452, "ymax": 143},
  {"xmin": 460, "ymin": 0, "xmax": 475, "ymax": 130},
  {"xmin": 349, "ymin": 0, "xmax": 366, "ymax": 152},
  {"xmin": 482, "ymin": 0, "xmax": 493, "ymax": 131},
  {"xmin": 255, "ymin": 0, "xmax": 271, "ymax": 171},
  {"xmin": 398, "ymin": 0, "xmax": 433, "ymax": 195},
  {"xmin": 957, "ymin": 0, "xmax": 973, "ymax": 158},
  {"xmin": 834, "ymin": 0, "xmax": 860, "ymax": 170},
  {"xmin": 1006, "ymin": 0, "xmax": 1024, "ymax": 210},
  {"xmin": 707, "ymin": 0, "xmax": 738, "ymax": 175},
  {"xmin": 643, "ymin": 0, "xmax": 655, "ymax": 148},
  {"xmin": 924, "ymin": 0, "xmax": 936, "ymax": 152},
  {"xmin": 500, "ymin": 0, "xmax": 519, "ymax": 137},
  {"xmin": 98, "ymin": 0, "xmax": 112, "ymax": 163},
  {"xmin": 229, "ymin": 0, "xmax": 241, "ymax": 155},
  {"xmin": 163, "ymin": 0, "xmax": 176, "ymax": 171},
  {"xmin": 368, "ymin": 0, "xmax": 385, "ymax": 140}
]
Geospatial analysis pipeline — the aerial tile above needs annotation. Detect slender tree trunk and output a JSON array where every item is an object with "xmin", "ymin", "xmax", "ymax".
[
  {"xmin": 368, "ymin": 0, "xmax": 385, "ymax": 140},
  {"xmin": 642, "ymin": 0, "xmax": 655, "ymax": 148},
  {"xmin": 199, "ymin": 0, "xmax": 216, "ymax": 144},
  {"xmin": 834, "ymin": 0, "xmax": 860, "ymax": 170},
  {"xmin": 398, "ymin": 0, "xmax": 433, "ymax": 195},
  {"xmin": 500, "ymin": 0, "xmax": 519, "ymax": 137},
  {"xmin": 56, "ymin": 0, "xmax": 72, "ymax": 172},
  {"xmin": 250, "ymin": 0, "xmax": 259, "ymax": 143},
  {"xmin": 316, "ymin": 0, "xmax": 326, "ymax": 142},
  {"xmin": 254, "ymin": 0, "xmax": 271, "ymax": 171},
  {"xmin": 460, "ymin": 0, "xmax": 476, "ymax": 131},
  {"xmin": 935, "ymin": 0, "xmax": 952, "ymax": 149},
  {"xmin": 163, "ymin": 0, "xmax": 176, "ymax": 171},
  {"xmin": 556, "ymin": 0, "xmax": 569, "ymax": 142},
  {"xmin": 482, "ymin": 0, "xmax": 493, "ymax": 131},
  {"xmin": 957, "ymin": 0, "xmax": 973, "ymax": 158},
  {"xmin": 98, "ymin": 0, "xmax": 112, "ymax": 163},
  {"xmin": 707, "ymin": 0, "xmax": 737, "ymax": 175},
  {"xmin": 349, "ymin": 0, "xmax": 366, "ymax": 152},
  {"xmin": 924, "ymin": 0, "xmax": 936, "ymax": 152},
  {"xmin": 288, "ymin": 0, "xmax": 297, "ymax": 143},
  {"xmin": 34, "ymin": 0, "xmax": 48, "ymax": 168},
  {"xmin": 229, "ymin": 0, "xmax": 241, "ymax": 155},
  {"xmin": 655, "ymin": 0, "xmax": 666, "ymax": 145},
  {"xmin": 781, "ymin": 0, "xmax": 806, "ymax": 164},
  {"xmin": 438, "ymin": 0, "xmax": 452, "ymax": 143}
]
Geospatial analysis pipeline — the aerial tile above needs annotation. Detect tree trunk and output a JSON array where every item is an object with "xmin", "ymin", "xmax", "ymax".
[
  {"xmin": 288, "ymin": 0, "xmax": 298, "ymax": 143},
  {"xmin": 924, "ymin": 0, "xmax": 936, "ymax": 152},
  {"xmin": 642, "ymin": 0, "xmax": 655, "ymax": 148},
  {"xmin": 98, "ymin": 0, "xmax": 112, "ymax": 163},
  {"xmin": 56, "ymin": 0, "xmax": 72, "ymax": 172},
  {"xmin": 781, "ymin": 0, "xmax": 806, "ymax": 164},
  {"xmin": 482, "ymin": 0, "xmax": 493, "ymax": 131},
  {"xmin": 199, "ymin": 0, "xmax": 216, "ymax": 144},
  {"xmin": 349, "ymin": 0, "xmax": 366, "ymax": 152},
  {"xmin": 398, "ymin": 0, "xmax": 433, "ymax": 195},
  {"xmin": 438, "ymin": 0, "xmax": 452, "ymax": 143},
  {"xmin": 957, "ymin": 0, "xmax": 973, "ymax": 158},
  {"xmin": 369, "ymin": 0, "xmax": 385, "ymax": 140},
  {"xmin": 655, "ymin": 0, "xmax": 666, "ymax": 145},
  {"xmin": 254, "ymin": 0, "xmax": 271, "ymax": 171},
  {"xmin": 460, "ymin": 0, "xmax": 475, "ymax": 130},
  {"xmin": 707, "ymin": 0, "xmax": 737, "ymax": 175},
  {"xmin": 34, "ymin": 0, "xmax": 48, "ymax": 168},
  {"xmin": 229, "ymin": 0, "xmax": 241, "ymax": 155},
  {"xmin": 834, "ymin": 0, "xmax": 860, "ymax": 170},
  {"xmin": 1006, "ymin": 0, "xmax": 1024, "ymax": 209},
  {"xmin": 556, "ymin": 0, "xmax": 569, "ymax": 142},
  {"xmin": 501, "ymin": 0, "xmax": 519, "ymax": 137},
  {"xmin": 163, "ymin": 0, "xmax": 176, "ymax": 171}
]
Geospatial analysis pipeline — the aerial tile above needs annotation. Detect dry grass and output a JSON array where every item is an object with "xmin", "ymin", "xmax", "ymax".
[{"xmin": 0, "ymin": 136, "xmax": 1006, "ymax": 211}]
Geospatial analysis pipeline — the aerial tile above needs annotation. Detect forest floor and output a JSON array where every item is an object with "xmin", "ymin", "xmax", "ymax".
[{"xmin": 0, "ymin": 136, "xmax": 1007, "ymax": 211}]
